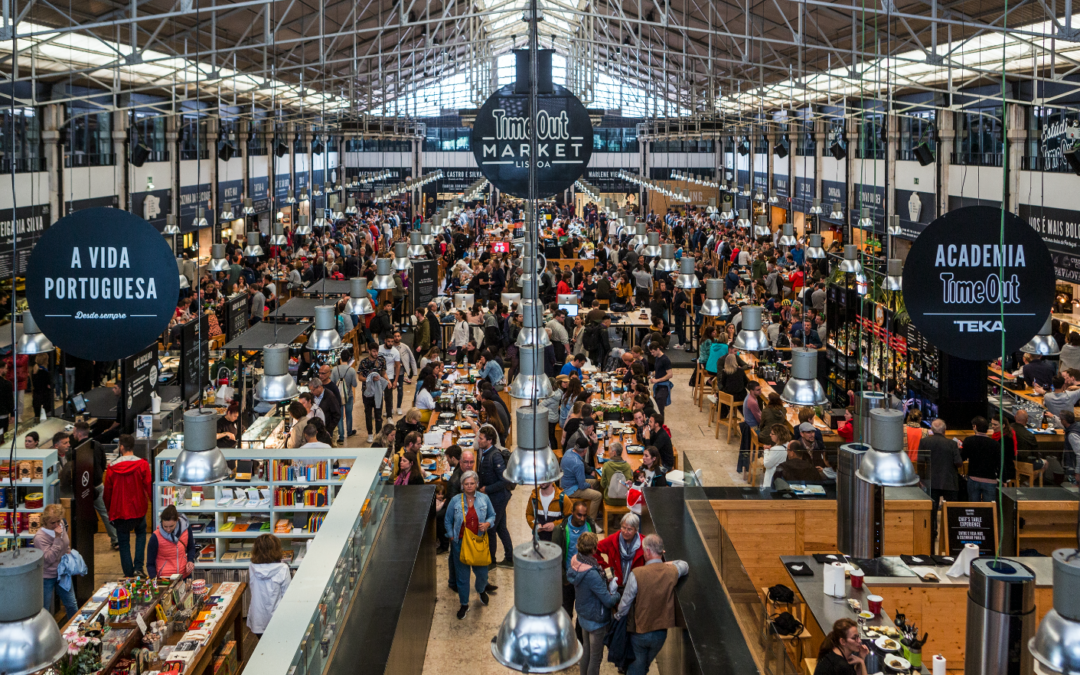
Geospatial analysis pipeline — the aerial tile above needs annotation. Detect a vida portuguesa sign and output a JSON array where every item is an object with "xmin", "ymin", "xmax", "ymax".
[
  {"xmin": 902, "ymin": 205, "xmax": 1055, "ymax": 361},
  {"xmin": 24, "ymin": 207, "xmax": 181, "ymax": 361},
  {"xmin": 471, "ymin": 82, "xmax": 593, "ymax": 199}
]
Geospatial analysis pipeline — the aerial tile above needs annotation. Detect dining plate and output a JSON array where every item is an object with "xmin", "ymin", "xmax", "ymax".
[{"xmin": 875, "ymin": 637, "xmax": 901, "ymax": 653}]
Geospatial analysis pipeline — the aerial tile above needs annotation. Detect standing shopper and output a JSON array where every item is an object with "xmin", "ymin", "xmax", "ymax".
[
  {"xmin": 567, "ymin": 532, "xmax": 620, "ymax": 675},
  {"xmin": 614, "ymin": 534, "xmax": 689, "ymax": 675},
  {"xmin": 247, "ymin": 534, "xmax": 293, "ymax": 637},
  {"xmin": 444, "ymin": 471, "xmax": 495, "ymax": 619},
  {"xmin": 357, "ymin": 343, "xmax": 387, "ymax": 443},
  {"xmin": 331, "ymin": 350, "xmax": 359, "ymax": 439},
  {"xmin": 35, "ymin": 503, "xmax": 78, "ymax": 620},
  {"xmin": 147, "ymin": 505, "xmax": 196, "ymax": 578},
  {"xmin": 961, "ymin": 416, "xmax": 1013, "ymax": 502},
  {"xmin": 103, "ymin": 434, "xmax": 152, "ymax": 577},
  {"xmin": 477, "ymin": 425, "xmax": 513, "ymax": 567}
]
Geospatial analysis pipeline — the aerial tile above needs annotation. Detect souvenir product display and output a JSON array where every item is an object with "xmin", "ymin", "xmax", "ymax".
[{"xmin": 109, "ymin": 586, "xmax": 132, "ymax": 617}]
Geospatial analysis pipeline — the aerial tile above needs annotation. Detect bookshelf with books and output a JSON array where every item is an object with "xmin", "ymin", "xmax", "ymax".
[{"xmin": 153, "ymin": 447, "xmax": 363, "ymax": 571}]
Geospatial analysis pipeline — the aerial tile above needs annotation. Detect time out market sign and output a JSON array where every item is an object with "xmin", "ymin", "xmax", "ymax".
[
  {"xmin": 902, "ymin": 206, "xmax": 1055, "ymax": 361},
  {"xmin": 24, "ymin": 208, "xmax": 180, "ymax": 361},
  {"xmin": 471, "ymin": 83, "xmax": 593, "ymax": 199}
]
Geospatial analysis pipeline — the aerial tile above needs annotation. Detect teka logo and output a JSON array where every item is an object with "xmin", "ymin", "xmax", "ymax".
[{"xmin": 955, "ymin": 320, "xmax": 1005, "ymax": 332}]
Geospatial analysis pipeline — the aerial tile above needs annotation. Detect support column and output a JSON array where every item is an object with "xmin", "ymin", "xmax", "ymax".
[
  {"xmin": 286, "ymin": 124, "xmax": 296, "ymax": 219},
  {"xmin": 112, "ymin": 111, "xmax": 128, "ymax": 211},
  {"xmin": 208, "ymin": 117, "xmax": 219, "ymax": 240},
  {"xmin": 814, "ymin": 120, "xmax": 826, "ymax": 221},
  {"xmin": 846, "ymin": 115, "xmax": 858, "ymax": 239},
  {"xmin": 886, "ymin": 112, "xmax": 898, "ymax": 224},
  {"xmin": 937, "ymin": 110, "xmax": 954, "ymax": 217},
  {"xmin": 262, "ymin": 125, "xmax": 275, "ymax": 224},
  {"xmin": 42, "ymin": 104, "xmax": 60, "ymax": 224},
  {"xmin": 1006, "ymin": 102, "xmax": 1025, "ymax": 215},
  {"xmin": 167, "ymin": 115, "xmax": 180, "ymax": 237}
]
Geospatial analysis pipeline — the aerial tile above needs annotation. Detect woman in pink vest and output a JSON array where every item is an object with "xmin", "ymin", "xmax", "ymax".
[{"xmin": 147, "ymin": 505, "xmax": 196, "ymax": 579}]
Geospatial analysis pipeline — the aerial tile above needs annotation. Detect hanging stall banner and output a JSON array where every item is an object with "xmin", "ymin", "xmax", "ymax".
[
  {"xmin": 793, "ymin": 176, "xmax": 815, "ymax": 214},
  {"xmin": 119, "ymin": 342, "xmax": 158, "ymax": 431},
  {"xmin": 0, "ymin": 203, "xmax": 50, "ymax": 277},
  {"xmin": 249, "ymin": 176, "xmax": 270, "ymax": 214},
  {"xmin": 1019, "ymin": 203, "xmax": 1080, "ymax": 283},
  {"xmin": 902, "ymin": 205, "xmax": 1055, "ymax": 361},
  {"xmin": 24, "ymin": 208, "xmax": 180, "ymax": 362},
  {"xmin": 411, "ymin": 260, "xmax": 439, "ymax": 309},
  {"xmin": 471, "ymin": 83, "xmax": 594, "ymax": 198}
]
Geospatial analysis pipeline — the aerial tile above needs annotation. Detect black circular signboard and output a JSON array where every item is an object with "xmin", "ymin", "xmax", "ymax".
[
  {"xmin": 25, "ymin": 207, "xmax": 181, "ymax": 362},
  {"xmin": 470, "ymin": 83, "xmax": 593, "ymax": 199},
  {"xmin": 902, "ymin": 205, "xmax": 1055, "ymax": 361}
]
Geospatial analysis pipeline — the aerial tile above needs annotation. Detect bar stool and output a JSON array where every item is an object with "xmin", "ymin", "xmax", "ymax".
[
  {"xmin": 747, "ymin": 431, "xmax": 762, "ymax": 485},
  {"xmin": 761, "ymin": 588, "xmax": 813, "ymax": 665},
  {"xmin": 712, "ymin": 392, "xmax": 742, "ymax": 442},
  {"xmin": 692, "ymin": 363, "xmax": 707, "ymax": 407}
]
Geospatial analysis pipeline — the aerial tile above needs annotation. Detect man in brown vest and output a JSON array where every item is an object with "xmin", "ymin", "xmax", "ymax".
[{"xmin": 614, "ymin": 534, "xmax": 688, "ymax": 675}]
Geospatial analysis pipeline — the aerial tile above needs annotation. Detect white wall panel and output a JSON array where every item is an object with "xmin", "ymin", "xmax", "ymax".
[
  {"xmin": 0, "ymin": 172, "xmax": 49, "ymax": 210},
  {"xmin": 949, "ymin": 165, "xmax": 1003, "ymax": 202}
]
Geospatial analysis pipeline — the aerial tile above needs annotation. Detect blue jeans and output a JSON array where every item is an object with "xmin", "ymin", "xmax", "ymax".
[
  {"xmin": 451, "ymin": 539, "xmax": 489, "ymax": 606},
  {"xmin": 113, "ymin": 517, "xmax": 146, "ymax": 577},
  {"xmin": 968, "ymin": 479, "xmax": 998, "ymax": 503},
  {"xmin": 628, "ymin": 629, "xmax": 668, "ymax": 675},
  {"xmin": 94, "ymin": 484, "xmax": 118, "ymax": 544},
  {"xmin": 338, "ymin": 396, "xmax": 354, "ymax": 438},
  {"xmin": 43, "ymin": 577, "xmax": 79, "ymax": 621}
]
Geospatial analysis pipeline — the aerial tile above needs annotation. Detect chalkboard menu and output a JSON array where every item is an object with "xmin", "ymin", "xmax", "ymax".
[
  {"xmin": 944, "ymin": 502, "xmax": 998, "ymax": 556},
  {"xmin": 119, "ymin": 342, "xmax": 158, "ymax": 431},
  {"xmin": 411, "ymin": 260, "xmax": 439, "ymax": 310},
  {"xmin": 179, "ymin": 315, "xmax": 210, "ymax": 405},
  {"xmin": 225, "ymin": 293, "xmax": 249, "ymax": 342}
]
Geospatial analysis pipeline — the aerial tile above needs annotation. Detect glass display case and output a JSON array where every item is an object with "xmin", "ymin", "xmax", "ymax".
[{"xmin": 241, "ymin": 414, "xmax": 287, "ymax": 449}]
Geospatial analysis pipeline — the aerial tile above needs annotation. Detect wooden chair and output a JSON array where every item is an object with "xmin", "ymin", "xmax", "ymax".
[
  {"xmin": 803, "ymin": 658, "xmax": 818, "ymax": 675},
  {"xmin": 1015, "ymin": 461, "xmax": 1043, "ymax": 487},
  {"xmin": 210, "ymin": 334, "xmax": 226, "ymax": 350},
  {"xmin": 692, "ymin": 363, "xmax": 707, "ymax": 408},
  {"xmin": 747, "ymin": 432, "xmax": 762, "ymax": 485},
  {"xmin": 712, "ymin": 391, "xmax": 742, "ymax": 442},
  {"xmin": 600, "ymin": 500, "xmax": 630, "ymax": 536},
  {"xmin": 761, "ymin": 588, "xmax": 813, "ymax": 665}
]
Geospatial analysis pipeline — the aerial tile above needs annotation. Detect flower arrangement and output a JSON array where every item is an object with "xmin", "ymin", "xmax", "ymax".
[{"xmin": 51, "ymin": 637, "xmax": 101, "ymax": 675}]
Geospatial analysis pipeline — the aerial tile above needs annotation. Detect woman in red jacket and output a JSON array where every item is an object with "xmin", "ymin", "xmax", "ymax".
[{"xmin": 594, "ymin": 512, "xmax": 645, "ymax": 588}]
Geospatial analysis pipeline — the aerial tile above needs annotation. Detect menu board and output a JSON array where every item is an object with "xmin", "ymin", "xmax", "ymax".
[
  {"xmin": 411, "ymin": 259, "xmax": 439, "ymax": 310},
  {"xmin": 119, "ymin": 342, "xmax": 158, "ymax": 431},
  {"xmin": 179, "ymin": 315, "xmax": 210, "ymax": 404},
  {"xmin": 225, "ymin": 293, "xmax": 249, "ymax": 342},
  {"xmin": 944, "ymin": 502, "xmax": 998, "ymax": 556}
]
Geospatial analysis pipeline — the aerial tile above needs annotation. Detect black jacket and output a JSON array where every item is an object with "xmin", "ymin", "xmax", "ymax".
[
  {"xmin": 477, "ymin": 444, "xmax": 510, "ymax": 508},
  {"xmin": 394, "ymin": 418, "xmax": 423, "ymax": 449},
  {"xmin": 426, "ymin": 310, "xmax": 441, "ymax": 347},
  {"xmin": 317, "ymin": 390, "xmax": 342, "ymax": 433},
  {"xmin": 369, "ymin": 310, "xmax": 394, "ymax": 341},
  {"xmin": 650, "ymin": 429, "xmax": 675, "ymax": 469}
]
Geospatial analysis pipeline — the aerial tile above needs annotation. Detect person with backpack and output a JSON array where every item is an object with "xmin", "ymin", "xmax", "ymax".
[
  {"xmin": 584, "ymin": 317, "xmax": 612, "ymax": 370},
  {"xmin": 477, "ymin": 424, "xmax": 514, "ymax": 568},
  {"xmin": 600, "ymin": 441, "xmax": 634, "ymax": 507},
  {"xmin": 525, "ymin": 482, "xmax": 573, "ymax": 542}
]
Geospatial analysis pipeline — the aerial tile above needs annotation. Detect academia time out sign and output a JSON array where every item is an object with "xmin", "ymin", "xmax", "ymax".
[
  {"xmin": 471, "ymin": 83, "xmax": 593, "ymax": 199},
  {"xmin": 902, "ymin": 206, "xmax": 1055, "ymax": 361},
  {"xmin": 24, "ymin": 207, "xmax": 180, "ymax": 361}
]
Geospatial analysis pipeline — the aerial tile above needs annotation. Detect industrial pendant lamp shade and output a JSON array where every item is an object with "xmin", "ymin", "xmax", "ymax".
[
  {"xmin": 270, "ymin": 221, "xmax": 288, "ymax": 246},
  {"xmin": 163, "ymin": 214, "xmax": 181, "ymax": 235},
  {"xmin": 372, "ymin": 258, "xmax": 397, "ymax": 290},
  {"xmin": 1020, "ymin": 317, "xmax": 1061, "ymax": 356},
  {"xmin": 178, "ymin": 271, "xmax": 190, "ymax": 290},
  {"xmin": 294, "ymin": 214, "xmax": 312, "ymax": 236},
  {"xmin": 808, "ymin": 198, "xmax": 823, "ymax": 215},
  {"xmin": 735, "ymin": 209, "xmax": 751, "ymax": 229},
  {"xmin": 830, "ymin": 202, "xmax": 844, "ymax": 220},
  {"xmin": 502, "ymin": 407, "xmax": 561, "ymax": 483},
  {"xmin": 312, "ymin": 212, "xmax": 328, "ymax": 229},
  {"xmin": 309, "ymin": 306, "xmax": 343, "ymax": 351},
  {"xmin": 255, "ymin": 344, "xmax": 300, "ymax": 401},
  {"xmin": 243, "ymin": 231, "xmax": 264, "ymax": 257},
  {"xmin": 887, "ymin": 214, "xmax": 903, "ymax": 236},
  {"xmin": 345, "ymin": 197, "xmax": 358, "ymax": 215},
  {"xmin": 857, "ymin": 409, "xmax": 920, "ymax": 487},
  {"xmin": 208, "ymin": 244, "xmax": 230, "ymax": 272},
  {"xmin": 733, "ymin": 306, "xmax": 770, "ymax": 352},
  {"xmin": 838, "ymin": 245, "xmax": 863, "ymax": 274},
  {"xmin": 642, "ymin": 232, "xmax": 662, "ymax": 258},
  {"xmin": 171, "ymin": 409, "xmax": 230, "ymax": 485},
  {"xmin": 780, "ymin": 348, "xmax": 828, "ymax": 406},
  {"xmin": 0, "ymin": 548, "xmax": 68, "ymax": 675},
  {"xmin": 884, "ymin": 259, "xmax": 904, "ymax": 291},
  {"xmin": 778, "ymin": 223, "xmax": 797, "ymax": 247},
  {"xmin": 700, "ymin": 278, "xmax": 730, "ymax": 317},
  {"xmin": 509, "ymin": 346, "xmax": 554, "ymax": 400},
  {"xmin": 344, "ymin": 277, "xmax": 376, "ymax": 315},
  {"xmin": 16, "ymin": 312, "xmax": 52, "ymax": 355},
  {"xmin": 805, "ymin": 234, "xmax": 827, "ymax": 260},
  {"xmin": 753, "ymin": 215, "xmax": 772, "ymax": 239},
  {"xmin": 419, "ymin": 222, "xmax": 436, "ymax": 245},
  {"xmin": 220, "ymin": 201, "xmax": 235, "ymax": 221},
  {"xmin": 674, "ymin": 257, "xmax": 700, "ymax": 289},
  {"xmin": 630, "ymin": 222, "xmax": 649, "ymax": 248},
  {"xmin": 492, "ymin": 541, "xmax": 582, "ymax": 672},
  {"xmin": 517, "ymin": 301, "xmax": 552, "ymax": 347},
  {"xmin": 193, "ymin": 207, "xmax": 209, "ymax": 229},
  {"xmin": 857, "ymin": 207, "xmax": 874, "ymax": 229},
  {"xmin": 1029, "ymin": 549, "xmax": 1080, "ymax": 675},
  {"xmin": 393, "ymin": 242, "xmax": 413, "ymax": 271},
  {"xmin": 242, "ymin": 198, "xmax": 255, "ymax": 216},
  {"xmin": 655, "ymin": 244, "xmax": 679, "ymax": 272},
  {"xmin": 741, "ymin": 183, "xmax": 751, "ymax": 197}
]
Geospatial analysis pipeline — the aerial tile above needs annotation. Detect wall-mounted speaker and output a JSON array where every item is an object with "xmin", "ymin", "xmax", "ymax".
[
  {"xmin": 130, "ymin": 142, "xmax": 150, "ymax": 167},
  {"xmin": 829, "ymin": 141, "xmax": 846, "ymax": 160},
  {"xmin": 217, "ymin": 141, "xmax": 235, "ymax": 162},
  {"xmin": 275, "ymin": 140, "xmax": 289, "ymax": 158},
  {"xmin": 774, "ymin": 143, "xmax": 788, "ymax": 159},
  {"xmin": 913, "ymin": 143, "xmax": 935, "ymax": 167}
]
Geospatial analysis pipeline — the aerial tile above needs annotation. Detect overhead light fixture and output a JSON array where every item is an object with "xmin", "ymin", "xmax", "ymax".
[
  {"xmin": 733, "ymin": 305, "xmax": 769, "ymax": 352},
  {"xmin": 655, "ymin": 244, "xmax": 679, "ymax": 272},
  {"xmin": 312, "ymin": 183, "xmax": 323, "ymax": 197},
  {"xmin": 884, "ymin": 259, "xmax": 904, "ymax": 291},
  {"xmin": 254, "ymin": 344, "xmax": 300, "ymax": 401},
  {"xmin": 407, "ymin": 230, "xmax": 427, "ymax": 258},
  {"xmin": 808, "ymin": 198, "xmax": 823, "ymax": 215},
  {"xmin": 293, "ymin": 214, "xmax": 312, "ymax": 236},
  {"xmin": 857, "ymin": 408, "xmax": 919, "ymax": 487},
  {"xmin": 888, "ymin": 214, "xmax": 903, "ymax": 237},
  {"xmin": 208, "ymin": 243, "xmax": 230, "ymax": 271},
  {"xmin": 286, "ymin": 191, "xmax": 297, "ymax": 205},
  {"xmin": 242, "ymin": 198, "xmax": 255, "ymax": 216},
  {"xmin": 630, "ymin": 222, "xmax": 649, "ymax": 248},
  {"xmin": 1020, "ymin": 317, "xmax": 1061, "ymax": 356},
  {"xmin": 857, "ymin": 207, "xmax": 874, "ymax": 229},
  {"xmin": 829, "ymin": 139, "xmax": 846, "ymax": 160},
  {"xmin": 516, "ymin": 300, "xmax": 551, "ymax": 348},
  {"xmin": 805, "ymin": 233, "xmax": 827, "ymax": 259},
  {"xmin": 275, "ymin": 140, "xmax": 289, "ymax": 158},
  {"xmin": 0, "ymin": 549, "xmax": 67, "ymax": 675},
  {"xmin": 735, "ymin": 209, "xmax": 751, "ymax": 229},
  {"xmin": 243, "ymin": 231, "xmax": 264, "ymax": 257},
  {"xmin": 913, "ymin": 142, "xmax": 935, "ymax": 167},
  {"xmin": 700, "ymin": 278, "xmax": 730, "ymax": 317},
  {"xmin": 344, "ymin": 277, "xmax": 375, "ymax": 315},
  {"xmin": 509, "ymin": 345, "xmax": 554, "ymax": 400},
  {"xmin": 778, "ymin": 222, "xmax": 798, "ymax": 247},
  {"xmin": 753, "ymin": 215, "xmax": 772, "ymax": 239},
  {"xmin": 780, "ymin": 347, "xmax": 828, "ymax": 406},
  {"xmin": 312, "ymin": 212, "xmax": 328, "ymax": 229},
  {"xmin": 502, "ymin": 407, "xmax": 561, "ymax": 482},
  {"xmin": 130, "ymin": 141, "xmax": 151, "ymax": 168},
  {"xmin": 830, "ymin": 202, "xmax": 844, "ymax": 220},
  {"xmin": 642, "ymin": 232, "xmax": 662, "ymax": 258},
  {"xmin": 674, "ymin": 257, "xmax": 700, "ymax": 289},
  {"xmin": 345, "ymin": 197, "xmax": 358, "ymax": 215},
  {"xmin": 220, "ymin": 202, "xmax": 235, "ymax": 221},
  {"xmin": 392, "ymin": 242, "xmax": 412, "ymax": 271},
  {"xmin": 192, "ymin": 207, "xmax": 208, "ymax": 229},
  {"xmin": 838, "ymin": 244, "xmax": 863, "ymax": 274},
  {"xmin": 269, "ymin": 221, "xmax": 287, "ymax": 246},
  {"xmin": 162, "ymin": 214, "xmax": 181, "ymax": 235},
  {"xmin": 171, "ymin": 409, "xmax": 230, "ymax": 485},
  {"xmin": 309, "ymin": 306, "xmax": 343, "ymax": 351},
  {"xmin": 741, "ymin": 183, "xmax": 751, "ymax": 197},
  {"xmin": 374, "ymin": 257, "xmax": 398, "ymax": 288},
  {"xmin": 299, "ymin": 189, "xmax": 309, "ymax": 202},
  {"xmin": 1029, "ymin": 549, "xmax": 1080, "ymax": 675},
  {"xmin": 16, "ymin": 311, "xmax": 53, "ymax": 355},
  {"xmin": 753, "ymin": 187, "xmax": 766, "ymax": 202},
  {"xmin": 768, "ymin": 191, "xmax": 779, "ymax": 205}
]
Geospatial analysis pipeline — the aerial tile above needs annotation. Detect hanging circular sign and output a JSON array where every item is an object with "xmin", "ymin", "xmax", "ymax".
[
  {"xmin": 902, "ymin": 205, "xmax": 1055, "ymax": 361},
  {"xmin": 24, "ymin": 207, "xmax": 181, "ymax": 362},
  {"xmin": 471, "ymin": 83, "xmax": 593, "ymax": 199}
]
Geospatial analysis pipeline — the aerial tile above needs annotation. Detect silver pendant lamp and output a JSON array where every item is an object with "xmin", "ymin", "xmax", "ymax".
[
  {"xmin": 309, "ymin": 305, "xmax": 343, "ymax": 351},
  {"xmin": 674, "ymin": 257, "xmax": 700, "ymax": 289},
  {"xmin": 838, "ymin": 244, "xmax": 863, "ymax": 274},
  {"xmin": 778, "ymin": 222, "xmax": 798, "ymax": 248},
  {"xmin": 1020, "ymin": 317, "xmax": 1061, "ymax": 356},
  {"xmin": 808, "ymin": 198, "xmax": 823, "ymax": 215},
  {"xmin": 700, "ymin": 278, "xmax": 730, "ymax": 317},
  {"xmin": 642, "ymin": 232, "xmax": 662, "ymax": 258},
  {"xmin": 16, "ymin": 311, "xmax": 53, "ymax": 355},
  {"xmin": 829, "ymin": 201, "xmax": 844, "ymax": 220},
  {"xmin": 269, "ymin": 221, "xmax": 288, "ymax": 246},
  {"xmin": 242, "ymin": 198, "xmax": 255, "ymax": 216},
  {"xmin": 293, "ymin": 214, "xmax": 312, "ymax": 236},
  {"xmin": 392, "ymin": 242, "xmax": 413, "ymax": 271},
  {"xmin": 345, "ymin": 197, "xmax": 358, "ymax": 215},
  {"xmin": 242, "ymin": 231, "xmax": 264, "ymax": 257},
  {"xmin": 857, "ymin": 207, "xmax": 874, "ymax": 229},
  {"xmin": 171, "ymin": 409, "xmax": 230, "ymax": 485},
  {"xmin": 735, "ymin": 209, "xmax": 751, "ymax": 229},
  {"xmin": 516, "ymin": 300, "xmax": 551, "ymax": 347},
  {"xmin": 220, "ymin": 201, "xmax": 235, "ymax": 221},
  {"xmin": 884, "ymin": 259, "xmax": 904, "ymax": 291},
  {"xmin": 254, "ymin": 344, "xmax": 300, "ymax": 401},
  {"xmin": 655, "ymin": 244, "xmax": 679, "ymax": 273},
  {"xmin": 857, "ymin": 408, "xmax": 919, "ymax": 487},
  {"xmin": 208, "ymin": 243, "xmax": 230, "ymax": 272},
  {"xmin": 753, "ymin": 215, "xmax": 772, "ymax": 239},
  {"xmin": 732, "ymin": 306, "xmax": 770, "ymax": 351},
  {"xmin": 780, "ymin": 347, "xmax": 828, "ymax": 406},
  {"xmin": 509, "ymin": 345, "xmax": 553, "ymax": 400},
  {"xmin": 419, "ymin": 221, "xmax": 436, "ymax": 246},
  {"xmin": 503, "ymin": 406, "xmax": 561, "ymax": 483},
  {"xmin": 192, "ymin": 207, "xmax": 209, "ymax": 229},
  {"xmin": 805, "ymin": 234, "xmax": 827, "ymax": 260},
  {"xmin": 372, "ymin": 258, "xmax": 397, "ymax": 290},
  {"xmin": 1029, "ymin": 549, "xmax": 1080, "ymax": 675},
  {"xmin": 630, "ymin": 221, "xmax": 649, "ymax": 248},
  {"xmin": 163, "ymin": 213, "xmax": 181, "ymax": 235},
  {"xmin": 312, "ymin": 210, "xmax": 328, "ymax": 229},
  {"xmin": 344, "ymin": 277, "xmax": 375, "ymax": 315},
  {"xmin": 887, "ymin": 214, "xmax": 903, "ymax": 236},
  {"xmin": 0, "ymin": 548, "xmax": 68, "ymax": 675}
]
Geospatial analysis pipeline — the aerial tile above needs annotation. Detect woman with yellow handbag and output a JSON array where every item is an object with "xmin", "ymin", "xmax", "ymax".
[{"xmin": 444, "ymin": 470, "xmax": 497, "ymax": 619}]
